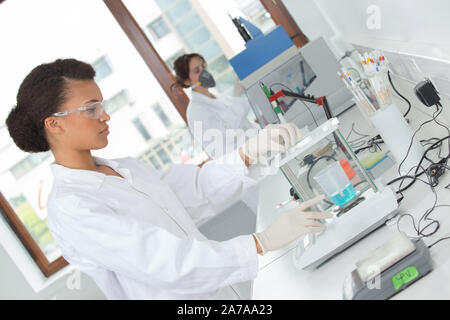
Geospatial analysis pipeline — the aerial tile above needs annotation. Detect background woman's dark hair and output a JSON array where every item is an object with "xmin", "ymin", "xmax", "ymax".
[
  {"xmin": 6, "ymin": 58, "xmax": 96, "ymax": 153},
  {"xmin": 171, "ymin": 53, "xmax": 205, "ymax": 90}
]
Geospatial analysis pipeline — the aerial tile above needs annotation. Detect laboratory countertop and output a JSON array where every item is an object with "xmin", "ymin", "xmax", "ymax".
[{"xmin": 251, "ymin": 106, "xmax": 450, "ymax": 300}]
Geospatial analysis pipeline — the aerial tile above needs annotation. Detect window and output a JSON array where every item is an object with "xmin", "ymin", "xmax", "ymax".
[
  {"xmin": 132, "ymin": 117, "xmax": 152, "ymax": 141},
  {"xmin": 208, "ymin": 55, "xmax": 229, "ymax": 76},
  {"xmin": 241, "ymin": 1, "xmax": 275, "ymax": 34},
  {"xmin": 198, "ymin": 40, "xmax": 221, "ymax": 61},
  {"xmin": 185, "ymin": 27, "xmax": 211, "ymax": 50},
  {"xmin": 7, "ymin": 193, "xmax": 57, "ymax": 260},
  {"xmin": 153, "ymin": 104, "xmax": 172, "ymax": 128},
  {"xmin": 92, "ymin": 55, "xmax": 113, "ymax": 82},
  {"xmin": 157, "ymin": 148, "xmax": 171, "ymax": 165},
  {"xmin": 172, "ymin": 10, "xmax": 201, "ymax": 37},
  {"xmin": 9, "ymin": 152, "xmax": 51, "ymax": 180},
  {"xmin": 147, "ymin": 17, "xmax": 171, "ymax": 40},
  {"xmin": 148, "ymin": 155, "xmax": 162, "ymax": 170},
  {"xmin": 104, "ymin": 89, "xmax": 133, "ymax": 114},
  {"xmin": 163, "ymin": 0, "xmax": 192, "ymax": 24},
  {"xmin": 128, "ymin": 0, "xmax": 278, "ymax": 95},
  {"xmin": 216, "ymin": 69, "xmax": 238, "ymax": 93},
  {"xmin": 127, "ymin": 0, "xmax": 240, "ymax": 94},
  {"xmin": 165, "ymin": 49, "xmax": 186, "ymax": 72}
]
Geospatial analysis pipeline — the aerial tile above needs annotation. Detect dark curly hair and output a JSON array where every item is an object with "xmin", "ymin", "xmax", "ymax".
[
  {"xmin": 172, "ymin": 53, "xmax": 205, "ymax": 89},
  {"xmin": 6, "ymin": 58, "xmax": 96, "ymax": 153}
]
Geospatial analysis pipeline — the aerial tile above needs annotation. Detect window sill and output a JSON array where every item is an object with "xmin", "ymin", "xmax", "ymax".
[{"xmin": 0, "ymin": 215, "xmax": 75, "ymax": 293}]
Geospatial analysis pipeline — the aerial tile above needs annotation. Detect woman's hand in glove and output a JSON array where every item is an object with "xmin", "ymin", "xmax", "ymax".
[
  {"xmin": 253, "ymin": 195, "xmax": 333, "ymax": 255},
  {"xmin": 239, "ymin": 123, "xmax": 301, "ymax": 165}
]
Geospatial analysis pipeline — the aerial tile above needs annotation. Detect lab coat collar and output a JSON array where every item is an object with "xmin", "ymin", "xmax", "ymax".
[
  {"xmin": 50, "ymin": 156, "xmax": 132, "ymax": 190},
  {"xmin": 191, "ymin": 90, "xmax": 223, "ymax": 106}
]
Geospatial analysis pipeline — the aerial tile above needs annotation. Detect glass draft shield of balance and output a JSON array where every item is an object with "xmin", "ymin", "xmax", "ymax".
[{"xmin": 271, "ymin": 118, "xmax": 378, "ymax": 214}]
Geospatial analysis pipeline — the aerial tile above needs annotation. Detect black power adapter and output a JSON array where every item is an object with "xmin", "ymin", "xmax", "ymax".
[{"xmin": 414, "ymin": 79, "xmax": 441, "ymax": 107}]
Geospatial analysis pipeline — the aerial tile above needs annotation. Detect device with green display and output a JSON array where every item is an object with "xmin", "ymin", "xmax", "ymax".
[{"xmin": 343, "ymin": 233, "xmax": 432, "ymax": 300}]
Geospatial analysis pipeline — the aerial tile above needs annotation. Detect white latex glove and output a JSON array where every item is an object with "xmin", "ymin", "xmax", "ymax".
[
  {"xmin": 242, "ymin": 123, "xmax": 301, "ymax": 163},
  {"xmin": 254, "ymin": 195, "xmax": 333, "ymax": 255}
]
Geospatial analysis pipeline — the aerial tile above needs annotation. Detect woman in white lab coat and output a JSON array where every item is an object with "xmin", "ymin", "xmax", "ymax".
[
  {"xmin": 173, "ymin": 53, "xmax": 257, "ymax": 159},
  {"xmin": 173, "ymin": 53, "xmax": 260, "ymax": 211},
  {"xmin": 6, "ymin": 58, "xmax": 330, "ymax": 300}
]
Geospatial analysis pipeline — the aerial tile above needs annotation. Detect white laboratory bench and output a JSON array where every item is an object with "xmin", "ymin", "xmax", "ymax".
[{"xmin": 251, "ymin": 105, "xmax": 450, "ymax": 300}]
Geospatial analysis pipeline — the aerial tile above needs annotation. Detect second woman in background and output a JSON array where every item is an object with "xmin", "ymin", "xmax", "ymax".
[{"xmin": 173, "ymin": 53, "xmax": 260, "ymax": 213}]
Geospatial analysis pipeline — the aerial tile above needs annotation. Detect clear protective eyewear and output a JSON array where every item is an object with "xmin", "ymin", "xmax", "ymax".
[{"xmin": 51, "ymin": 101, "xmax": 108, "ymax": 119}]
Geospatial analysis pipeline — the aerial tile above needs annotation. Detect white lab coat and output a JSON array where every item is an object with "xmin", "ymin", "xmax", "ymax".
[
  {"xmin": 46, "ymin": 150, "xmax": 259, "ymax": 300},
  {"xmin": 187, "ymin": 91, "xmax": 258, "ymax": 159},
  {"xmin": 187, "ymin": 91, "xmax": 260, "ymax": 212}
]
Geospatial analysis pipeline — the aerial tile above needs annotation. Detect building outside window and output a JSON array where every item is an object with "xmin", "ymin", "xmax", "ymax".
[
  {"xmin": 132, "ymin": 117, "xmax": 152, "ymax": 141},
  {"xmin": 9, "ymin": 152, "xmax": 51, "ymax": 180},
  {"xmin": 241, "ymin": 0, "xmax": 275, "ymax": 34},
  {"xmin": 148, "ymin": 155, "xmax": 162, "ymax": 170},
  {"xmin": 147, "ymin": 16, "xmax": 171, "ymax": 40},
  {"xmin": 105, "ymin": 89, "xmax": 133, "ymax": 114},
  {"xmin": 139, "ymin": 0, "xmax": 276, "ymax": 95},
  {"xmin": 92, "ymin": 55, "xmax": 113, "ymax": 82},
  {"xmin": 149, "ymin": 0, "xmax": 239, "ymax": 95},
  {"xmin": 156, "ymin": 148, "xmax": 171, "ymax": 165},
  {"xmin": 153, "ymin": 103, "xmax": 172, "ymax": 128}
]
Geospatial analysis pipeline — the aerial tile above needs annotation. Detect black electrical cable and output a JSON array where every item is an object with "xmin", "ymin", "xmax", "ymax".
[
  {"xmin": 345, "ymin": 123, "xmax": 369, "ymax": 147},
  {"xmin": 420, "ymin": 137, "xmax": 443, "ymax": 160},
  {"xmin": 395, "ymin": 104, "xmax": 449, "ymax": 192},
  {"xmin": 353, "ymin": 136, "xmax": 384, "ymax": 154},
  {"xmin": 387, "ymin": 70, "xmax": 412, "ymax": 117},
  {"xmin": 395, "ymin": 167, "xmax": 450, "ymax": 248},
  {"xmin": 397, "ymin": 105, "xmax": 442, "ymax": 175},
  {"xmin": 428, "ymin": 236, "xmax": 450, "ymax": 248},
  {"xmin": 393, "ymin": 165, "xmax": 427, "ymax": 204},
  {"xmin": 387, "ymin": 134, "xmax": 450, "ymax": 196},
  {"xmin": 431, "ymin": 103, "xmax": 450, "ymax": 157}
]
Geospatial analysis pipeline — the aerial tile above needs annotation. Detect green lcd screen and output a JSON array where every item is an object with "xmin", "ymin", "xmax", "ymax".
[{"xmin": 392, "ymin": 266, "xmax": 419, "ymax": 290}]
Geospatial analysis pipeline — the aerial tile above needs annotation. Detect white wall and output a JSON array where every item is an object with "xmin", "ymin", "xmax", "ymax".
[
  {"xmin": 283, "ymin": 0, "xmax": 336, "ymax": 42},
  {"xmin": 284, "ymin": 0, "xmax": 450, "ymax": 125}
]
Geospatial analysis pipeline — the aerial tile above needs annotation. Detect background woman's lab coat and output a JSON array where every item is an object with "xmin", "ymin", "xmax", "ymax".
[
  {"xmin": 187, "ymin": 91, "xmax": 260, "ymax": 212},
  {"xmin": 47, "ymin": 151, "xmax": 259, "ymax": 300}
]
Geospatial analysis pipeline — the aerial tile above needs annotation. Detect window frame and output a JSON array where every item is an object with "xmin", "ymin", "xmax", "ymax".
[
  {"xmin": 103, "ymin": 0, "xmax": 190, "ymax": 123},
  {"xmin": 0, "ymin": 192, "xmax": 68, "ymax": 278},
  {"xmin": 260, "ymin": 0, "xmax": 309, "ymax": 47}
]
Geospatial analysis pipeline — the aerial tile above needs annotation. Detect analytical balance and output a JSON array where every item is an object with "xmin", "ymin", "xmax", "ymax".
[{"xmin": 267, "ymin": 118, "xmax": 399, "ymax": 270}]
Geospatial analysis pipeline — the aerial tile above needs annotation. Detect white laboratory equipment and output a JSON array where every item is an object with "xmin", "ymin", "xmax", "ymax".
[
  {"xmin": 229, "ymin": 23, "xmax": 354, "ymax": 130},
  {"xmin": 343, "ymin": 233, "xmax": 432, "ymax": 300},
  {"xmin": 266, "ymin": 118, "xmax": 399, "ymax": 270}
]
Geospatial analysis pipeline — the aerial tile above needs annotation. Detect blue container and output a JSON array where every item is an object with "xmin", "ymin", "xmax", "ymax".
[
  {"xmin": 229, "ymin": 25, "xmax": 294, "ymax": 80},
  {"xmin": 329, "ymin": 183, "xmax": 357, "ymax": 207}
]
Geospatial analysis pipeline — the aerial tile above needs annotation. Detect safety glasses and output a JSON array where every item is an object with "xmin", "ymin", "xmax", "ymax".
[{"xmin": 51, "ymin": 101, "xmax": 107, "ymax": 119}]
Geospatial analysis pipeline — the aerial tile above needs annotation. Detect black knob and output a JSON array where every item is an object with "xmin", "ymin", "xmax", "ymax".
[{"xmin": 290, "ymin": 187, "xmax": 299, "ymax": 200}]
